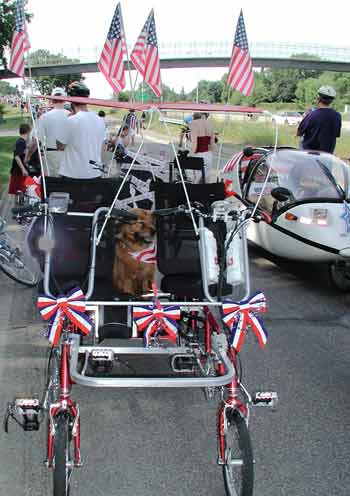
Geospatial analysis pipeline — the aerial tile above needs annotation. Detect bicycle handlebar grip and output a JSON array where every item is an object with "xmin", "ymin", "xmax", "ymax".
[
  {"xmin": 110, "ymin": 208, "xmax": 138, "ymax": 222},
  {"xmin": 12, "ymin": 204, "xmax": 38, "ymax": 216},
  {"xmin": 153, "ymin": 207, "xmax": 181, "ymax": 216}
]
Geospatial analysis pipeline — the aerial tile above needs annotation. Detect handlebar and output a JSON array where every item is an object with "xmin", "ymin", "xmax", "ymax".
[
  {"xmin": 12, "ymin": 203, "xmax": 41, "ymax": 217},
  {"xmin": 109, "ymin": 208, "xmax": 138, "ymax": 222}
]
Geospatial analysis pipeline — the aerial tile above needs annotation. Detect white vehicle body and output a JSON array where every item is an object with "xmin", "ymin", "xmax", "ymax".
[{"xmin": 226, "ymin": 148, "xmax": 350, "ymax": 264}]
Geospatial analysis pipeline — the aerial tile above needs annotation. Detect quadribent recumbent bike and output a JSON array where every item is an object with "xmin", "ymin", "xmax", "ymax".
[{"xmin": 4, "ymin": 177, "xmax": 278, "ymax": 496}]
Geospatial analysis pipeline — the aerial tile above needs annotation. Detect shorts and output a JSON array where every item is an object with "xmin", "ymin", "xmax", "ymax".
[{"xmin": 8, "ymin": 174, "xmax": 26, "ymax": 194}]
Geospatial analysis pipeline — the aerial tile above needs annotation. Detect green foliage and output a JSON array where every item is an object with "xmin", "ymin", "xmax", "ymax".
[
  {"xmin": 0, "ymin": 1, "xmax": 32, "ymax": 68},
  {"xmin": 0, "ymin": 81, "xmax": 17, "ymax": 95},
  {"xmin": 27, "ymin": 49, "xmax": 84, "ymax": 95},
  {"xmin": 0, "ymin": 104, "xmax": 30, "ymax": 130},
  {"xmin": 0, "ymin": 136, "xmax": 16, "ymax": 191}
]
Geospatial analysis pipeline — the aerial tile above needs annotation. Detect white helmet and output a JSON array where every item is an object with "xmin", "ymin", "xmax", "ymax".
[
  {"xmin": 318, "ymin": 85, "xmax": 336, "ymax": 99},
  {"xmin": 51, "ymin": 87, "xmax": 66, "ymax": 97}
]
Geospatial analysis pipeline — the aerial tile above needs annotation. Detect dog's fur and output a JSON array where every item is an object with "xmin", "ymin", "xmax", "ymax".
[{"xmin": 112, "ymin": 208, "xmax": 156, "ymax": 296}]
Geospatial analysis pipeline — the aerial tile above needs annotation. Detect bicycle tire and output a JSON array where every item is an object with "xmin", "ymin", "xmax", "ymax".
[
  {"xmin": 53, "ymin": 414, "xmax": 72, "ymax": 496},
  {"xmin": 223, "ymin": 410, "xmax": 254, "ymax": 496},
  {"xmin": 0, "ymin": 235, "xmax": 39, "ymax": 287}
]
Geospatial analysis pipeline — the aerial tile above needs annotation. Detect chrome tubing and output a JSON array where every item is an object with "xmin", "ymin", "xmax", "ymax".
[{"xmin": 69, "ymin": 334, "xmax": 234, "ymax": 388}]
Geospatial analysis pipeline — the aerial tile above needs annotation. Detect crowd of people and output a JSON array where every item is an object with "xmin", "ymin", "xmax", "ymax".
[{"xmin": 6, "ymin": 82, "xmax": 345, "ymax": 197}]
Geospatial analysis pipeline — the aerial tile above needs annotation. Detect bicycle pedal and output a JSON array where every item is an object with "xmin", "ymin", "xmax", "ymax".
[
  {"xmin": 170, "ymin": 354, "xmax": 196, "ymax": 373},
  {"xmin": 89, "ymin": 348, "xmax": 114, "ymax": 371},
  {"xmin": 252, "ymin": 391, "xmax": 278, "ymax": 408},
  {"xmin": 4, "ymin": 397, "xmax": 42, "ymax": 433}
]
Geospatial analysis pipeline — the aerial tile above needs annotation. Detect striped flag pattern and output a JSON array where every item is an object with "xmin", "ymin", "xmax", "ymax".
[
  {"xmin": 227, "ymin": 10, "xmax": 254, "ymax": 97},
  {"xmin": 8, "ymin": 0, "xmax": 31, "ymax": 78},
  {"xmin": 130, "ymin": 9, "xmax": 162, "ymax": 97},
  {"xmin": 129, "ymin": 242, "xmax": 157, "ymax": 264},
  {"xmin": 223, "ymin": 151, "xmax": 244, "ymax": 173},
  {"xmin": 98, "ymin": 2, "xmax": 127, "ymax": 94}
]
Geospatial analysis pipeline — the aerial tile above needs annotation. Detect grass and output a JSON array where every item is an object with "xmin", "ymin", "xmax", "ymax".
[
  {"xmin": 0, "ymin": 136, "xmax": 16, "ymax": 193},
  {"xmin": 0, "ymin": 105, "xmax": 31, "ymax": 131}
]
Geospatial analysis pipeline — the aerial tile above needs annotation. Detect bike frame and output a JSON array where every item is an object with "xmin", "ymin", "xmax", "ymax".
[
  {"xmin": 203, "ymin": 307, "xmax": 250, "ymax": 465},
  {"xmin": 46, "ymin": 329, "xmax": 82, "ymax": 469}
]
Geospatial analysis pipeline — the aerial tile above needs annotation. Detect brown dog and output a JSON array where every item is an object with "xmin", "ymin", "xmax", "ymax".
[{"xmin": 112, "ymin": 208, "xmax": 156, "ymax": 296}]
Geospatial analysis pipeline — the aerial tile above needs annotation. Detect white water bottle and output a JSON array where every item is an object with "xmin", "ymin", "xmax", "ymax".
[
  {"xmin": 226, "ymin": 233, "xmax": 243, "ymax": 285},
  {"xmin": 202, "ymin": 228, "xmax": 219, "ymax": 284}
]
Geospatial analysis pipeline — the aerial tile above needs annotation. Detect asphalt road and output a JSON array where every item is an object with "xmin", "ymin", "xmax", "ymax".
[{"xmin": 0, "ymin": 146, "xmax": 349, "ymax": 495}]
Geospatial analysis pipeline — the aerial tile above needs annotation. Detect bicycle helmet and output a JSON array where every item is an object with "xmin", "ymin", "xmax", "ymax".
[
  {"xmin": 67, "ymin": 81, "xmax": 90, "ymax": 97},
  {"xmin": 318, "ymin": 85, "xmax": 336, "ymax": 99}
]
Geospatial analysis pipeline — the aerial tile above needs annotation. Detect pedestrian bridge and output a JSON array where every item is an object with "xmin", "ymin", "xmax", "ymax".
[{"xmin": 2, "ymin": 40, "xmax": 350, "ymax": 78}]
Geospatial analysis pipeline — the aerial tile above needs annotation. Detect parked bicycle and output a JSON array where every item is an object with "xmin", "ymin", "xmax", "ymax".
[{"xmin": 0, "ymin": 211, "xmax": 39, "ymax": 287}]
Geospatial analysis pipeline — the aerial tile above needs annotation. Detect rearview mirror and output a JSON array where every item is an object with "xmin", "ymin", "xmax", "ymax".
[{"xmin": 271, "ymin": 187, "xmax": 292, "ymax": 202}]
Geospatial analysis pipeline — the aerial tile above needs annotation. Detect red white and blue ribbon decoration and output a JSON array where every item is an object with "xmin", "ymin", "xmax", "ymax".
[
  {"xmin": 222, "ymin": 291, "xmax": 268, "ymax": 352},
  {"xmin": 37, "ymin": 287, "xmax": 92, "ymax": 346},
  {"xmin": 133, "ymin": 289, "xmax": 180, "ymax": 346}
]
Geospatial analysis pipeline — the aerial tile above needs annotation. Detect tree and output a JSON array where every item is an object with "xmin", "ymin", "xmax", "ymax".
[
  {"xmin": 0, "ymin": 0, "xmax": 32, "ymax": 68},
  {"xmin": 27, "ymin": 49, "xmax": 84, "ymax": 95},
  {"xmin": 0, "ymin": 80, "xmax": 17, "ymax": 95}
]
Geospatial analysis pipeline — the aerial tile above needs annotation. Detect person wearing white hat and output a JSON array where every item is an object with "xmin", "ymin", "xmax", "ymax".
[
  {"xmin": 297, "ymin": 85, "xmax": 341, "ymax": 154},
  {"xmin": 37, "ymin": 87, "xmax": 69, "ymax": 176}
]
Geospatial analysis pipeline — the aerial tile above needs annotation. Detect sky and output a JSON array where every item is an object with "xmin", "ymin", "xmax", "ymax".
[{"xmin": 6, "ymin": 0, "xmax": 350, "ymax": 97}]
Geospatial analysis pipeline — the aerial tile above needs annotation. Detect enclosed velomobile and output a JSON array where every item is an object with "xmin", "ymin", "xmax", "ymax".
[{"xmin": 228, "ymin": 147, "xmax": 350, "ymax": 291}]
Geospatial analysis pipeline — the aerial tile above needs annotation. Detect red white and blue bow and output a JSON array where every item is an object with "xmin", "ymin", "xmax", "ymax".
[
  {"xmin": 37, "ymin": 287, "xmax": 92, "ymax": 346},
  {"xmin": 222, "ymin": 292, "xmax": 268, "ymax": 352},
  {"xmin": 133, "ymin": 293, "xmax": 180, "ymax": 347}
]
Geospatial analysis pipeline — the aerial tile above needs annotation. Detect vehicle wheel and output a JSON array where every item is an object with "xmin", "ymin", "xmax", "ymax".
[
  {"xmin": 44, "ymin": 349, "xmax": 61, "ymax": 408},
  {"xmin": 329, "ymin": 261, "xmax": 350, "ymax": 292},
  {"xmin": 53, "ymin": 414, "xmax": 72, "ymax": 496},
  {"xmin": 0, "ymin": 235, "xmax": 39, "ymax": 287},
  {"xmin": 223, "ymin": 410, "xmax": 254, "ymax": 496}
]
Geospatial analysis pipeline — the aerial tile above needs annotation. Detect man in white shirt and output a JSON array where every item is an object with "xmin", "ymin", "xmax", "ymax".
[
  {"xmin": 56, "ymin": 82, "xmax": 105, "ymax": 179},
  {"xmin": 37, "ymin": 87, "xmax": 69, "ymax": 176}
]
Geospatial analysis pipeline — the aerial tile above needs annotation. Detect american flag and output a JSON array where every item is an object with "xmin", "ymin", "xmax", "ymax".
[
  {"xmin": 98, "ymin": 2, "xmax": 127, "ymax": 94},
  {"xmin": 227, "ymin": 10, "xmax": 254, "ymax": 97},
  {"xmin": 223, "ymin": 151, "xmax": 244, "ymax": 173},
  {"xmin": 130, "ymin": 9, "xmax": 162, "ymax": 97},
  {"xmin": 8, "ymin": 0, "xmax": 31, "ymax": 78}
]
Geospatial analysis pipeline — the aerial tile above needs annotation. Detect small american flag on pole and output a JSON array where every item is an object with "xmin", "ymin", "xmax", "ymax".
[
  {"xmin": 130, "ymin": 9, "xmax": 162, "ymax": 97},
  {"xmin": 227, "ymin": 10, "xmax": 254, "ymax": 97},
  {"xmin": 8, "ymin": 0, "xmax": 31, "ymax": 78},
  {"xmin": 98, "ymin": 2, "xmax": 127, "ymax": 94}
]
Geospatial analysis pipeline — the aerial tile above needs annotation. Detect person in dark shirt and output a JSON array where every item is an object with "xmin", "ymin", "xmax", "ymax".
[
  {"xmin": 8, "ymin": 123, "xmax": 31, "ymax": 195},
  {"xmin": 297, "ymin": 86, "xmax": 341, "ymax": 154}
]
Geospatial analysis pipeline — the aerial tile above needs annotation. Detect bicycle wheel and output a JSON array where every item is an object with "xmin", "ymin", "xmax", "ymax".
[
  {"xmin": 223, "ymin": 410, "xmax": 254, "ymax": 496},
  {"xmin": 53, "ymin": 414, "xmax": 72, "ymax": 496},
  {"xmin": 44, "ymin": 349, "xmax": 61, "ymax": 409},
  {"xmin": 0, "ymin": 234, "xmax": 39, "ymax": 287}
]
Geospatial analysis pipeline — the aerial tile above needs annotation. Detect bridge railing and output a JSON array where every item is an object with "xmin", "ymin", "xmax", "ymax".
[{"xmin": 26, "ymin": 41, "xmax": 350, "ymax": 67}]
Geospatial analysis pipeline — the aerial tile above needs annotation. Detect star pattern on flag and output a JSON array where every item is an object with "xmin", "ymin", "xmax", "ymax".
[
  {"xmin": 234, "ymin": 15, "xmax": 249, "ymax": 50},
  {"xmin": 341, "ymin": 202, "xmax": 350, "ymax": 234},
  {"xmin": 107, "ymin": 4, "xmax": 124, "ymax": 44},
  {"xmin": 147, "ymin": 15, "xmax": 158, "ymax": 47}
]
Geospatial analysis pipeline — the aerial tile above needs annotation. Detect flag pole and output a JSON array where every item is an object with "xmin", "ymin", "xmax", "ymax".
[{"xmin": 119, "ymin": 5, "xmax": 134, "ymax": 102}]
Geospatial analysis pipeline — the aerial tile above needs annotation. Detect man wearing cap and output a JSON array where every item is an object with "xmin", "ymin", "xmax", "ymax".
[
  {"xmin": 37, "ymin": 87, "xmax": 69, "ymax": 176},
  {"xmin": 56, "ymin": 82, "xmax": 105, "ymax": 179},
  {"xmin": 297, "ymin": 86, "xmax": 342, "ymax": 154}
]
